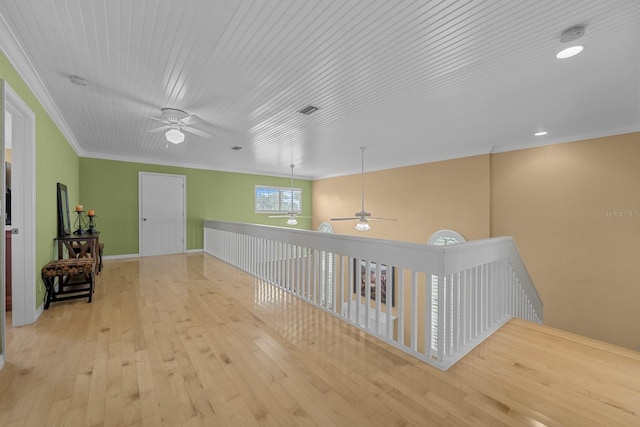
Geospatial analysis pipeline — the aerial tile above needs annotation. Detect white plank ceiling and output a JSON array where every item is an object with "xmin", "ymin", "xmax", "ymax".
[{"xmin": 0, "ymin": 0, "xmax": 638, "ymax": 179}]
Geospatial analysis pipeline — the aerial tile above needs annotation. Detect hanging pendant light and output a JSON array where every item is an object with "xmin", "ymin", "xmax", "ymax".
[
  {"xmin": 286, "ymin": 164, "xmax": 298, "ymax": 225},
  {"xmin": 268, "ymin": 163, "xmax": 307, "ymax": 225}
]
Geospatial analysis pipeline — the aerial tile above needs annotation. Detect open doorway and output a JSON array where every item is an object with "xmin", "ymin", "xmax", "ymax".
[
  {"xmin": 1, "ymin": 81, "xmax": 36, "ymax": 364},
  {"xmin": 4, "ymin": 111, "xmax": 11, "ymax": 322}
]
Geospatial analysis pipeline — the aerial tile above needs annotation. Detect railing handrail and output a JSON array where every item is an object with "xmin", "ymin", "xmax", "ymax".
[
  {"xmin": 203, "ymin": 222, "xmax": 541, "ymax": 305},
  {"xmin": 203, "ymin": 220, "xmax": 543, "ymax": 369},
  {"xmin": 204, "ymin": 219, "xmax": 444, "ymax": 271},
  {"xmin": 442, "ymin": 236, "xmax": 542, "ymax": 317}
]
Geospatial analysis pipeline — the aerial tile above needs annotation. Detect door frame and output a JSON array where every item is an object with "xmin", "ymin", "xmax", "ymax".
[
  {"xmin": 138, "ymin": 172, "xmax": 186, "ymax": 257},
  {"xmin": 1, "ymin": 81, "xmax": 36, "ymax": 362}
]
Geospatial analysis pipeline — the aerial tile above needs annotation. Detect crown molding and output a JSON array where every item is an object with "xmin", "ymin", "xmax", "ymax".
[
  {"xmin": 0, "ymin": 12, "xmax": 83, "ymax": 156},
  {"xmin": 489, "ymin": 126, "xmax": 640, "ymax": 155},
  {"xmin": 79, "ymin": 150, "xmax": 304, "ymax": 180}
]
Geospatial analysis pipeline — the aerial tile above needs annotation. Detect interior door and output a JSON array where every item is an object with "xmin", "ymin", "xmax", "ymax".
[
  {"xmin": 2, "ymin": 81, "xmax": 36, "ymax": 332},
  {"xmin": 139, "ymin": 172, "xmax": 186, "ymax": 257}
]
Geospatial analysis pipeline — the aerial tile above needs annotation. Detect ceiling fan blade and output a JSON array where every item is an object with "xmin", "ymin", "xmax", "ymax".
[
  {"xmin": 180, "ymin": 114, "xmax": 204, "ymax": 126},
  {"xmin": 146, "ymin": 115, "xmax": 168, "ymax": 123},
  {"xmin": 149, "ymin": 125, "xmax": 171, "ymax": 133},
  {"xmin": 330, "ymin": 217, "xmax": 358, "ymax": 221},
  {"xmin": 182, "ymin": 126, "xmax": 212, "ymax": 138},
  {"xmin": 269, "ymin": 214, "xmax": 312, "ymax": 219},
  {"xmin": 369, "ymin": 217, "xmax": 397, "ymax": 221}
]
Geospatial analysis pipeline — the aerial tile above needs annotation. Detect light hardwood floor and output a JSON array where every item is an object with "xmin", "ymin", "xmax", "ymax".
[{"xmin": 1, "ymin": 253, "xmax": 639, "ymax": 426}]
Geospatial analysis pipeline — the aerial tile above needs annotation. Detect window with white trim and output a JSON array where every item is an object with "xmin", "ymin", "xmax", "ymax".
[
  {"xmin": 318, "ymin": 222, "xmax": 335, "ymax": 309},
  {"xmin": 255, "ymin": 185, "xmax": 302, "ymax": 213},
  {"xmin": 428, "ymin": 229, "xmax": 466, "ymax": 246}
]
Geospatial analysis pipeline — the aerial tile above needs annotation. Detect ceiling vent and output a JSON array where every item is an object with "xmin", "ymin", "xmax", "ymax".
[
  {"xmin": 298, "ymin": 105, "xmax": 319, "ymax": 115},
  {"xmin": 69, "ymin": 75, "xmax": 89, "ymax": 86}
]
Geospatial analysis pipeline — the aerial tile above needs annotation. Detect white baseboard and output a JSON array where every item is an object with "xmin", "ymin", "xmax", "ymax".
[
  {"xmin": 102, "ymin": 253, "xmax": 139, "ymax": 261},
  {"xmin": 34, "ymin": 302, "xmax": 43, "ymax": 322},
  {"xmin": 103, "ymin": 250, "xmax": 202, "ymax": 260}
]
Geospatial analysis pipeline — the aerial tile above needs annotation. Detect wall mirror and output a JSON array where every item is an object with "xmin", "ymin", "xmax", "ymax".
[{"xmin": 57, "ymin": 182, "xmax": 71, "ymax": 236}]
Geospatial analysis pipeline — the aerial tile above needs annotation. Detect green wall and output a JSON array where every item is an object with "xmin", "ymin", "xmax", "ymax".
[
  {"xmin": 0, "ymin": 50, "xmax": 80, "ymax": 329},
  {"xmin": 0, "ymin": 47, "xmax": 313, "ymax": 358},
  {"xmin": 79, "ymin": 158, "xmax": 312, "ymax": 255}
]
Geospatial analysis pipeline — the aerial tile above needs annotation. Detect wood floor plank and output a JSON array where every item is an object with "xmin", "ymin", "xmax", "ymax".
[
  {"xmin": 24, "ymin": 381, "xmax": 58, "ymax": 427},
  {"xmin": 44, "ymin": 398, "xmax": 71, "ymax": 427},
  {"xmin": 1, "ymin": 253, "xmax": 640, "ymax": 426}
]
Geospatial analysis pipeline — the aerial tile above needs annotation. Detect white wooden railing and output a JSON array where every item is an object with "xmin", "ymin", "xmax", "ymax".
[{"xmin": 203, "ymin": 220, "xmax": 542, "ymax": 370}]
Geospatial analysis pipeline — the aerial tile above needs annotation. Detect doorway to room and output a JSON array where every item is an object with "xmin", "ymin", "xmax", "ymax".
[
  {"xmin": 1, "ymin": 81, "xmax": 36, "ymax": 366},
  {"xmin": 138, "ymin": 172, "xmax": 186, "ymax": 257}
]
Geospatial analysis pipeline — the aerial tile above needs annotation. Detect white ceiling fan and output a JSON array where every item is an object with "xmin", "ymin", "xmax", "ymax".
[
  {"xmin": 148, "ymin": 108, "xmax": 213, "ymax": 144},
  {"xmin": 269, "ymin": 164, "xmax": 310, "ymax": 225},
  {"xmin": 331, "ymin": 146, "xmax": 396, "ymax": 231}
]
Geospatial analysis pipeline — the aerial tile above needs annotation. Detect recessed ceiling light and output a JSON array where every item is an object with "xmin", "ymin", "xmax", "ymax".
[
  {"xmin": 556, "ymin": 45, "xmax": 583, "ymax": 59},
  {"xmin": 69, "ymin": 75, "xmax": 89, "ymax": 86},
  {"xmin": 534, "ymin": 131, "xmax": 548, "ymax": 136}
]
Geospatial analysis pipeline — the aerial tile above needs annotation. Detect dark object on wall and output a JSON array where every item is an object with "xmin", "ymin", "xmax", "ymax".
[
  {"xmin": 5, "ymin": 229, "xmax": 11, "ymax": 311},
  {"xmin": 353, "ymin": 259, "xmax": 395, "ymax": 306},
  {"xmin": 5, "ymin": 188, "xmax": 10, "ymax": 225},
  {"xmin": 5, "ymin": 161, "xmax": 10, "ymax": 225},
  {"xmin": 57, "ymin": 183, "xmax": 71, "ymax": 236}
]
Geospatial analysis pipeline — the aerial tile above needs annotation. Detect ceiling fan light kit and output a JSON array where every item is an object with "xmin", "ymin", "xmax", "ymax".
[
  {"xmin": 149, "ymin": 108, "xmax": 214, "ymax": 143},
  {"xmin": 165, "ymin": 127, "xmax": 185, "ymax": 144},
  {"xmin": 355, "ymin": 220, "xmax": 371, "ymax": 231}
]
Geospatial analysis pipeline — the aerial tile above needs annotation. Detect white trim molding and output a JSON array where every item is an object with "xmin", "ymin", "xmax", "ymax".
[
  {"xmin": 0, "ymin": 13, "xmax": 82, "ymax": 155},
  {"xmin": 102, "ymin": 254, "xmax": 140, "ymax": 261}
]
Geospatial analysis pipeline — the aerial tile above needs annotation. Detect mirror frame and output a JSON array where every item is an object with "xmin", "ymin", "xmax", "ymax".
[{"xmin": 56, "ymin": 182, "xmax": 71, "ymax": 236}]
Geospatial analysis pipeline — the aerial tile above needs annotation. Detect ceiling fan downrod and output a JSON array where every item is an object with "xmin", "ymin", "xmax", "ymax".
[{"xmin": 360, "ymin": 146, "xmax": 366, "ymax": 214}]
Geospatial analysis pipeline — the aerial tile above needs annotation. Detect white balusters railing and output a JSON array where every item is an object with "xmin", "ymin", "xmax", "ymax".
[{"xmin": 203, "ymin": 220, "xmax": 542, "ymax": 370}]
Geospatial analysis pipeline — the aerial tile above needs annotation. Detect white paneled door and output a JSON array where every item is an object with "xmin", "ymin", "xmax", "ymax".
[{"xmin": 139, "ymin": 172, "xmax": 186, "ymax": 257}]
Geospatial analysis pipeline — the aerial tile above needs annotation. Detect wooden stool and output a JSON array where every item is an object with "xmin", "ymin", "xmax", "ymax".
[{"xmin": 41, "ymin": 258, "xmax": 96, "ymax": 309}]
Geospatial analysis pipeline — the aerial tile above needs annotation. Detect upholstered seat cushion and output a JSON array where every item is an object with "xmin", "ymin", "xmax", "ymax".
[{"xmin": 41, "ymin": 257, "xmax": 95, "ymax": 278}]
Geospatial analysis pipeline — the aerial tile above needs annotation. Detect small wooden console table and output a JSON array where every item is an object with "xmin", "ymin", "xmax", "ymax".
[{"xmin": 56, "ymin": 232, "xmax": 102, "ymax": 272}]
